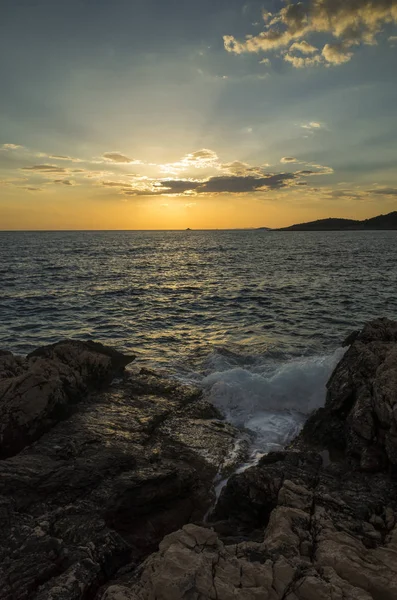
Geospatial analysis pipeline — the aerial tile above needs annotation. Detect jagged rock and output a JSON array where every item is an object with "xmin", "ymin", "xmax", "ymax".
[
  {"xmin": 110, "ymin": 450, "xmax": 397, "ymax": 600},
  {"xmin": 0, "ymin": 343, "xmax": 244, "ymax": 600},
  {"xmin": 0, "ymin": 340, "xmax": 135, "ymax": 458},
  {"xmin": 101, "ymin": 319, "xmax": 397, "ymax": 600},
  {"xmin": 3, "ymin": 319, "xmax": 397, "ymax": 600},
  {"xmin": 300, "ymin": 317, "xmax": 397, "ymax": 471}
]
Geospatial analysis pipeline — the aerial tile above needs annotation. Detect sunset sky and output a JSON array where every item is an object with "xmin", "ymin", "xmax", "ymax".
[{"xmin": 1, "ymin": 0, "xmax": 396, "ymax": 230}]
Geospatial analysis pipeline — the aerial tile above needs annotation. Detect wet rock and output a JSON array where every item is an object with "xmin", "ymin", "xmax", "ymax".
[
  {"xmin": 105, "ymin": 319, "xmax": 397, "ymax": 600},
  {"xmin": 0, "ymin": 340, "xmax": 135, "ymax": 458},
  {"xmin": 0, "ymin": 344, "xmax": 242, "ymax": 600},
  {"xmin": 115, "ymin": 450, "xmax": 397, "ymax": 600},
  {"xmin": 4, "ymin": 318, "xmax": 397, "ymax": 600},
  {"xmin": 300, "ymin": 317, "xmax": 397, "ymax": 470}
]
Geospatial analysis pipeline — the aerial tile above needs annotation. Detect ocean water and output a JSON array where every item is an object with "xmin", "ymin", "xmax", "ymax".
[{"xmin": 1, "ymin": 230, "xmax": 396, "ymax": 459}]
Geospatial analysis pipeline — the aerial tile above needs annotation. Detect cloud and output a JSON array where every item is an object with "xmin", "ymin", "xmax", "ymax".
[
  {"xmin": 20, "ymin": 186, "xmax": 42, "ymax": 192},
  {"xmin": 125, "ymin": 173, "xmax": 298, "ymax": 197},
  {"xmin": 388, "ymin": 35, "xmax": 397, "ymax": 45},
  {"xmin": 284, "ymin": 53, "xmax": 322, "ymax": 67},
  {"xmin": 53, "ymin": 179, "xmax": 76, "ymax": 186},
  {"xmin": 220, "ymin": 160, "xmax": 270, "ymax": 176},
  {"xmin": 281, "ymin": 157, "xmax": 299, "ymax": 163},
  {"xmin": 160, "ymin": 148, "xmax": 220, "ymax": 174},
  {"xmin": 259, "ymin": 57, "xmax": 271, "ymax": 65},
  {"xmin": 223, "ymin": 0, "xmax": 397, "ymax": 67},
  {"xmin": 103, "ymin": 152, "xmax": 141, "ymax": 164},
  {"xmin": 1, "ymin": 143, "xmax": 24, "ymax": 150},
  {"xmin": 322, "ymin": 43, "xmax": 353, "ymax": 64},
  {"xmin": 297, "ymin": 163, "xmax": 334, "ymax": 175},
  {"xmin": 21, "ymin": 164, "xmax": 68, "ymax": 174},
  {"xmin": 100, "ymin": 180, "xmax": 131, "ymax": 187},
  {"xmin": 289, "ymin": 40, "xmax": 318, "ymax": 54},
  {"xmin": 373, "ymin": 187, "xmax": 397, "ymax": 196},
  {"xmin": 184, "ymin": 203, "xmax": 197, "ymax": 208},
  {"xmin": 301, "ymin": 122, "xmax": 322, "ymax": 129},
  {"xmin": 48, "ymin": 155, "xmax": 83, "ymax": 163}
]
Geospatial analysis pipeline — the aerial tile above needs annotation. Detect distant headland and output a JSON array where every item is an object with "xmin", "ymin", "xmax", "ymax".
[{"xmin": 260, "ymin": 211, "xmax": 397, "ymax": 231}]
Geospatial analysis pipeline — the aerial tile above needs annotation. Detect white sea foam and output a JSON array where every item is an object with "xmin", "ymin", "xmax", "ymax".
[{"xmin": 201, "ymin": 348, "xmax": 345, "ymax": 461}]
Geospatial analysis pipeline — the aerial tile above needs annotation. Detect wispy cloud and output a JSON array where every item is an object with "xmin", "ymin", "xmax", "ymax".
[
  {"xmin": 160, "ymin": 149, "xmax": 220, "ymax": 174},
  {"xmin": 21, "ymin": 164, "xmax": 69, "ymax": 174},
  {"xmin": 53, "ymin": 179, "xmax": 76, "ymax": 186},
  {"xmin": 373, "ymin": 187, "xmax": 397, "ymax": 196},
  {"xmin": 8, "ymin": 145, "xmax": 334, "ymax": 200},
  {"xmin": 19, "ymin": 186, "xmax": 43, "ymax": 192},
  {"xmin": 48, "ymin": 155, "xmax": 83, "ymax": 163},
  {"xmin": 102, "ymin": 152, "xmax": 141, "ymax": 164},
  {"xmin": 100, "ymin": 180, "xmax": 131, "ymax": 188},
  {"xmin": 301, "ymin": 122, "xmax": 322, "ymax": 130},
  {"xmin": 1, "ymin": 143, "xmax": 24, "ymax": 150}
]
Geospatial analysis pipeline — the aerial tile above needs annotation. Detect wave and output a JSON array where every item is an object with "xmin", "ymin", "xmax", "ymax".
[{"xmin": 200, "ymin": 348, "xmax": 345, "ymax": 459}]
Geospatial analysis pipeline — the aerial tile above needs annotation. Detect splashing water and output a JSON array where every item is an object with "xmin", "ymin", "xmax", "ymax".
[{"xmin": 200, "ymin": 348, "xmax": 345, "ymax": 463}]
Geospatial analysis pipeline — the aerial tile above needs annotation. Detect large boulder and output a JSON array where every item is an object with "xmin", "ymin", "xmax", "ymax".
[
  {"xmin": 300, "ymin": 317, "xmax": 397, "ymax": 471},
  {"xmin": 0, "ymin": 340, "xmax": 135, "ymax": 458}
]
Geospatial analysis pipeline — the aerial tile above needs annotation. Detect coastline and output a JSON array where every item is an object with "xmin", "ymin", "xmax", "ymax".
[{"xmin": 1, "ymin": 319, "xmax": 397, "ymax": 599}]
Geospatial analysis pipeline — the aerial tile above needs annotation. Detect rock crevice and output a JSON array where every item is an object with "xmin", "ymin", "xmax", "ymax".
[{"xmin": 2, "ymin": 319, "xmax": 397, "ymax": 600}]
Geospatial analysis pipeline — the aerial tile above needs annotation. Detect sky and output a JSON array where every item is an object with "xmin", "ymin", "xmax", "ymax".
[{"xmin": 0, "ymin": 0, "xmax": 396, "ymax": 230}]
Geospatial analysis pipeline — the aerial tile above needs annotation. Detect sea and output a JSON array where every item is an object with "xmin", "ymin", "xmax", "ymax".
[{"xmin": 1, "ymin": 230, "xmax": 396, "ymax": 462}]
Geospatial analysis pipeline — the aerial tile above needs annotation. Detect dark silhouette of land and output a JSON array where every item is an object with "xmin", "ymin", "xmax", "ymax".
[{"xmin": 260, "ymin": 211, "xmax": 397, "ymax": 231}]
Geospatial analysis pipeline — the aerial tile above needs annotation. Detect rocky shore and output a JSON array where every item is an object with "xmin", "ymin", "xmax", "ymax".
[{"xmin": 1, "ymin": 319, "xmax": 397, "ymax": 600}]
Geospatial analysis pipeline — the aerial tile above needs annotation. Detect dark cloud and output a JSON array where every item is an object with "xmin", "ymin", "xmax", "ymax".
[
  {"xmin": 126, "ymin": 173, "xmax": 297, "ymax": 196},
  {"xmin": 281, "ymin": 157, "xmax": 299, "ymax": 163},
  {"xmin": 373, "ymin": 188, "xmax": 397, "ymax": 196},
  {"xmin": 53, "ymin": 179, "xmax": 75, "ymax": 186},
  {"xmin": 197, "ymin": 173, "xmax": 295, "ymax": 193},
  {"xmin": 158, "ymin": 180, "xmax": 201, "ymax": 193},
  {"xmin": 100, "ymin": 180, "xmax": 131, "ymax": 187},
  {"xmin": 22, "ymin": 164, "xmax": 68, "ymax": 173}
]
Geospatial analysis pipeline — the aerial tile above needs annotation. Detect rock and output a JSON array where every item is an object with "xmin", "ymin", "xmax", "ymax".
[
  {"xmin": 3, "ymin": 319, "xmax": 397, "ymax": 600},
  {"xmin": 0, "ymin": 340, "xmax": 135, "ymax": 458},
  {"xmin": 103, "ymin": 319, "xmax": 397, "ymax": 600},
  {"xmin": 299, "ymin": 317, "xmax": 397, "ymax": 471},
  {"xmin": 114, "ymin": 449, "xmax": 397, "ymax": 600},
  {"xmin": 0, "ymin": 344, "xmax": 243, "ymax": 600}
]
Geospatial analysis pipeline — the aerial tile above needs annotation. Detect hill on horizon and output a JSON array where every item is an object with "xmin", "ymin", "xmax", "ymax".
[{"xmin": 273, "ymin": 211, "xmax": 397, "ymax": 231}]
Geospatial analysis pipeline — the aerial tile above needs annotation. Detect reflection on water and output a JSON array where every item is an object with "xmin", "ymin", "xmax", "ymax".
[
  {"xmin": 1, "ymin": 229, "xmax": 395, "ymax": 457},
  {"xmin": 1, "ymin": 230, "xmax": 396, "ymax": 364}
]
